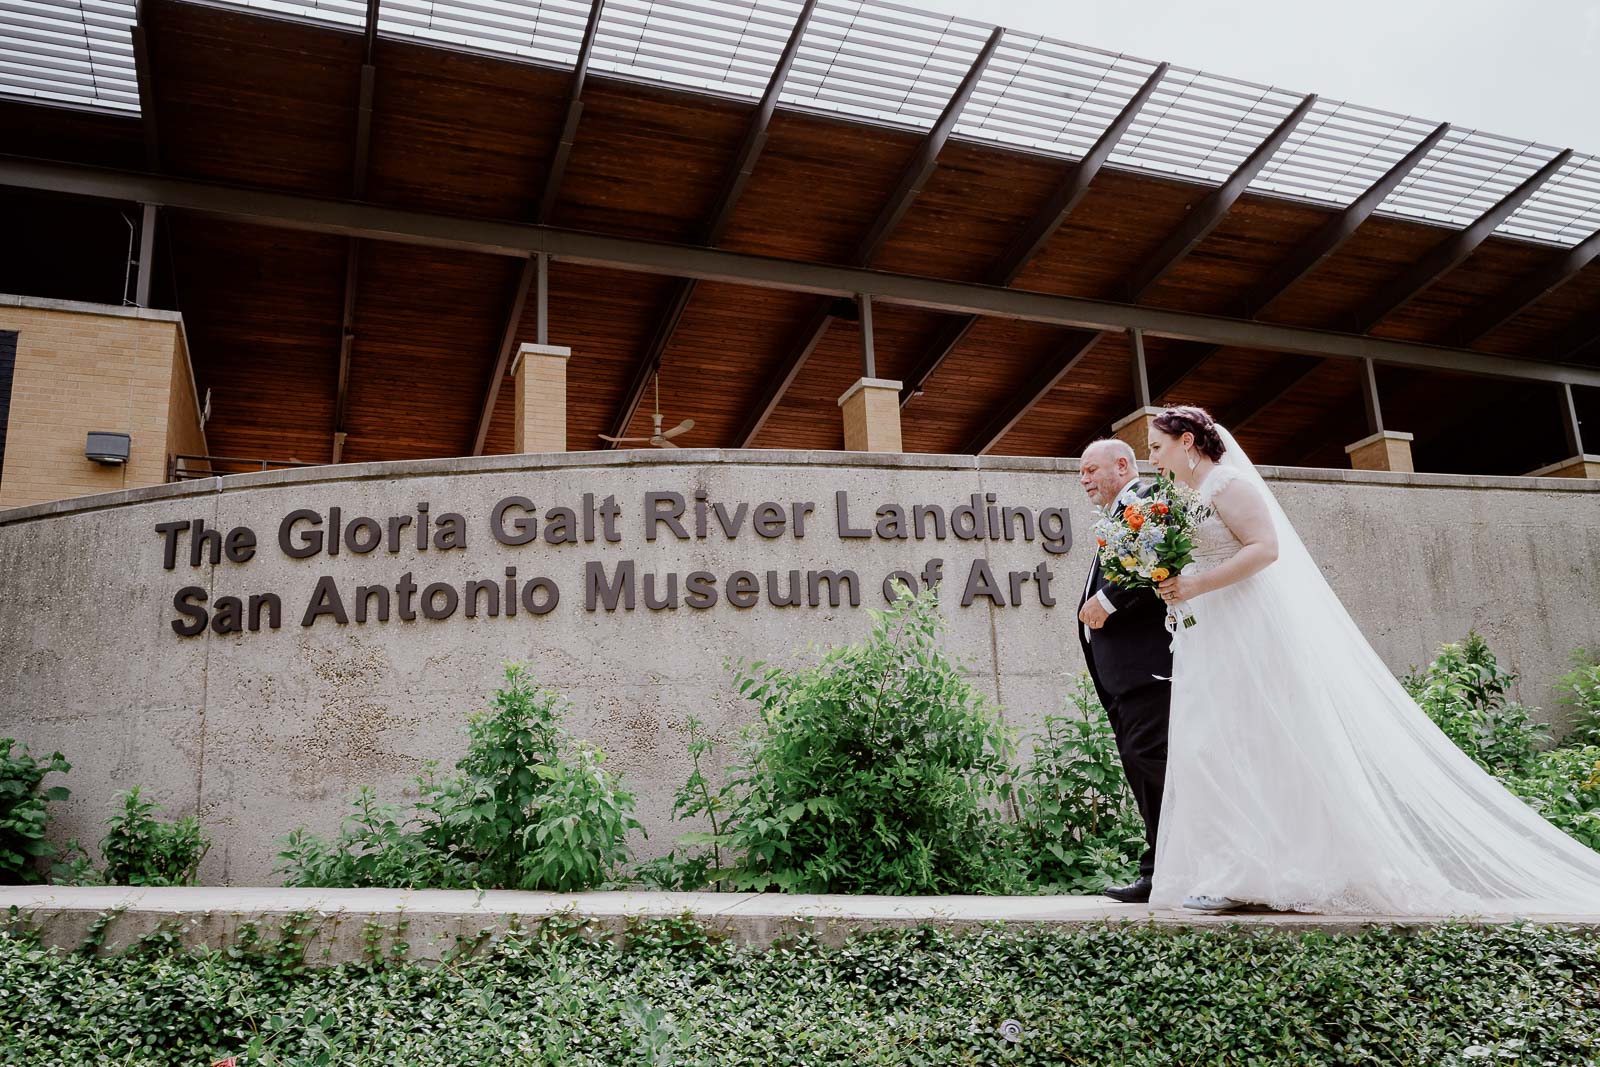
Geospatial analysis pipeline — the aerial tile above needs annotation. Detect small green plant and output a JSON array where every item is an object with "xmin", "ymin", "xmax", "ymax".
[
  {"xmin": 277, "ymin": 663, "xmax": 643, "ymax": 891},
  {"xmin": 1502, "ymin": 746, "xmax": 1600, "ymax": 852},
  {"xmin": 679, "ymin": 584, "xmax": 1025, "ymax": 895},
  {"xmin": 1555, "ymin": 649, "xmax": 1600, "ymax": 747},
  {"xmin": 0, "ymin": 739, "xmax": 70, "ymax": 884},
  {"xmin": 1403, "ymin": 631, "xmax": 1548, "ymax": 776},
  {"xmin": 1011, "ymin": 675, "xmax": 1145, "ymax": 893},
  {"xmin": 97, "ymin": 787, "xmax": 210, "ymax": 886}
]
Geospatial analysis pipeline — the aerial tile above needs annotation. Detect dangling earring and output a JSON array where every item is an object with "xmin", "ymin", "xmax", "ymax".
[{"xmin": 1186, "ymin": 449, "xmax": 1198, "ymax": 472}]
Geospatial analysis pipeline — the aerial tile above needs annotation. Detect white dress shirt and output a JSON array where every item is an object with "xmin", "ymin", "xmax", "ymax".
[{"xmin": 1083, "ymin": 475, "xmax": 1143, "ymax": 642}]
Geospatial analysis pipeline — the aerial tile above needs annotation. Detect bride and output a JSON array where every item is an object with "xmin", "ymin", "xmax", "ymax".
[{"xmin": 1145, "ymin": 404, "xmax": 1600, "ymax": 915}]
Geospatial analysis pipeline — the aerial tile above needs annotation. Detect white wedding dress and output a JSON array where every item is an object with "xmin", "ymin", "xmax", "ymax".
[{"xmin": 1150, "ymin": 426, "xmax": 1600, "ymax": 915}]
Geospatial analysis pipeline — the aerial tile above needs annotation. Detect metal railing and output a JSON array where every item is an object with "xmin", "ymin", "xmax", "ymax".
[{"xmin": 166, "ymin": 453, "xmax": 320, "ymax": 482}]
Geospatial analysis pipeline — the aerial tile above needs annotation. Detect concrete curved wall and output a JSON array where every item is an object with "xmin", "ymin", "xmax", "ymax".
[{"xmin": 2, "ymin": 450, "xmax": 1597, "ymax": 884}]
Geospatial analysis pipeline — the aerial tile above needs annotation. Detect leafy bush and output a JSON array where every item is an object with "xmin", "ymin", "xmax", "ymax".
[
  {"xmin": 5, "ymin": 916, "xmax": 1600, "ymax": 1065},
  {"xmin": 1403, "ymin": 631, "xmax": 1548, "ymax": 776},
  {"xmin": 1555, "ymin": 649, "xmax": 1600, "ymax": 747},
  {"xmin": 1502, "ymin": 746, "xmax": 1600, "ymax": 852},
  {"xmin": 0, "ymin": 739, "xmax": 70, "ymax": 884},
  {"xmin": 101, "ymin": 787, "xmax": 209, "ymax": 886},
  {"xmin": 1011, "ymin": 676, "xmax": 1145, "ymax": 893},
  {"xmin": 666, "ymin": 585, "xmax": 1025, "ymax": 895},
  {"xmin": 277, "ymin": 663, "xmax": 642, "ymax": 891},
  {"xmin": 51, "ymin": 787, "xmax": 212, "ymax": 887}
]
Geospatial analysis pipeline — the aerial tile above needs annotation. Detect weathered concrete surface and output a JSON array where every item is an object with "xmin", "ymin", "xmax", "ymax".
[
  {"xmin": 5, "ymin": 886, "xmax": 1596, "ymax": 962},
  {"xmin": 1, "ymin": 450, "xmax": 1597, "ymax": 885}
]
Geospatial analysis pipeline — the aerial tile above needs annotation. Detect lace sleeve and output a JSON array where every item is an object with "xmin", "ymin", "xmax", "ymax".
[{"xmin": 1200, "ymin": 464, "xmax": 1244, "ymax": 505}]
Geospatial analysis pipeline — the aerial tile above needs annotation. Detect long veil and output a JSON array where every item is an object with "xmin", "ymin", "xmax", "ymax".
[{"xmin": 1194, "ymin": 424, "xmax": 1600, "ymax": 912}]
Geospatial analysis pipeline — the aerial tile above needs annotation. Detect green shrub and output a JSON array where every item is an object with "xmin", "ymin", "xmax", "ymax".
[
  {"xmin": 1555, "ymin": 649, "xmax": 1600, "ymax": 746},
  {"xmin": 100, "ymin": 787, "xmax": 210, "ymax": 886},
  {"xmin": 6, "ymin": 918, "xmax": 1600, "ymax": 1065},
  {"xmin": 1011, "ymin": 676, "xmax": 1145, "ymax": 893},
  {"xmin": 1403, "ymin": 631, "xmax": 1548, "ymax": 776},
  {"xmin": 51, "ymin": 787, "xmax": 212, "ymax": 886},
  {"xmin": 0, "ymin": 739, "xmax": 70, "ymax": 884},
  {"xmin": 1501, "ymin": 746, "xmax": 1600, "ymax": 852},
  {"xmin": 671, "ymin": 584, "xmax": 1025, "ymax": 895},
  {"xmin": 277, "ymin": 663, "xmax": 643, "ymax": 891}
]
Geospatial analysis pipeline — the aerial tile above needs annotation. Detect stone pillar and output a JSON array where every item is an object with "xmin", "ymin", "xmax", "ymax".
[
  {"xmin": 511, "ymin": 343, "xmax": 572, "ymax": 454},
  {"xmin": 1110, "ymin": 406, "xmax": 1164, "ymax": 457},
  {"xmin": 837, "ymin": 377, "xmax": 902, "ymax": 453},
  {"xmin": 1344, "ymin": 430, "xmax": 1415, "ymax": 473},
  {"xmin": 1526, "ymin": 455, "xmax": 1600, "ymax": 479}
]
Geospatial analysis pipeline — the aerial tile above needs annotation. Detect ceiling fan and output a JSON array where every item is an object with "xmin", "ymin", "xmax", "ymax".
[{"xmin": 597, "ymin": 372, "xmax": 694, "ymax": 448}]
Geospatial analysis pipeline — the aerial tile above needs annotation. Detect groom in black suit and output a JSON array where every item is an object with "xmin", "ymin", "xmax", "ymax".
[{"xmin": 1076, "ymin": 438, "xmax": 1174, "ymax": 904}]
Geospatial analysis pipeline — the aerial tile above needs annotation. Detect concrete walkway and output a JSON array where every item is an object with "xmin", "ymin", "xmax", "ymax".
[{"xmin": 5, "ymin": 886, "xmax": 1598, "ymax": 962}]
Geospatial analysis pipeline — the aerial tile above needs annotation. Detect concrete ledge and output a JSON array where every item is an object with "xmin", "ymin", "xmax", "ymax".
[
  {"xmin": 4, "ymin": 887, "xmax": 1596, "ymax": 964},
  {"xmin": 5, "ymin": 450, "xmax": 1598, "ymax": 527},
  {"xmin": 0, "ymin": 292, "xmax": 184, "ymax": 323}
]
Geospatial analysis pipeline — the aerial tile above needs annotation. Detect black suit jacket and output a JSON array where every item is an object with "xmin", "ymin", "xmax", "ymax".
[{"xmin": 1077, "ymin": 483, "xmax": 1175, "ymax": 699}]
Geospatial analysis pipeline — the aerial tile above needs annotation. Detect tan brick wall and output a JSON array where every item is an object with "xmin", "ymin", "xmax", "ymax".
[
  {"xmin": 514, "ymin": 344, "xmax": 571, "ymax": 454},
  {"xmin": 0, "ymin": 301, "xmax": 207, "ymax": 509},
  {"xmin": 838, "ymin": 378, "xmax": 902, "ymax": 453}
]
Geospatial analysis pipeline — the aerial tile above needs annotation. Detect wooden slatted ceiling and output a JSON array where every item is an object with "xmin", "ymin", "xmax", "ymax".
[
  {"xmin": 715, "ymin": 110, "xmax": 921, "ymax": 263},
  {"xmin": 1007, "ymin": 170, "xmax": 1207, "ymax": 300},
  {"xmin": 870, "ymin": 141, "xmax": 1068, "ymax": 283},
  {"xmin": 550, "ymin": 79, "xmax": 754, "ymax": 244},
  {"xmin": 751, "ymin": 303, "xmax": 936, "ymax": 450},
  {"xmin": 992, "ymin": 333, "xmax": 1138, "ymax": 457},
  {"xmin": 902, "ymin": 317, "xmax": 1072, "ymax": 453},
  {"xmin": 149, "ymin": 0, "xmax": 360, "ymax": 197},
  {"xmin": 0, "ymin": 100, "xmax": 142, "ymax": 170},
  {"xmin": 616, "ymin": 282, "xmax": 824, "ymax": 448},
  {"xmin": 1470, "ymin": 267, "xmax": 1600, "ymax": 358},
  {"xmin": 167, "ymin": 217, "xmax": 344, "ymax": 463},
  {"xmin": 32, "ymin": 0, "xmax": 1600, "ymax": 474},
  {"xmin": 365, "ymin": 40, "xmax": 569, "ymax": 220},
  {"xmin": 340, "ymin": 243, "xmax": 519, "ymax": 463},
  {"xmin": 526, "ymin": 262, "xmax": 682, "ymax": 448}
]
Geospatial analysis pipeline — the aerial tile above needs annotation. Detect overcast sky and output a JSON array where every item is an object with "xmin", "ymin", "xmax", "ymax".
[{"xmin": 913, "ymin": 0, "xmax": 1599, "ymax": 152}]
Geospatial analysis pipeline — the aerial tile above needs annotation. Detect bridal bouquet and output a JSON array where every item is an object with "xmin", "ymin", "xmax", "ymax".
[{"xmin": 1090, "ymin": 474, "xmax": 1212, "ymax": 634}]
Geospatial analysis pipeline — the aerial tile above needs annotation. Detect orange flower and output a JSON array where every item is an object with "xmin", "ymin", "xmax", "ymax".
[
  {"xmin": 1096, "ymin": 537, "xmax": 1106, "ymax": 547},
  {"xmin": 1150, "ymin": 567, "xmax": 1170, "ymax": 582},
  {"xmin": 1123, "ymin": 504, "xmax": 1144, "ymax": 530},
  {"xmin": 1151, "ymin": 502, "xmax": 1170, "ymax": 516}
]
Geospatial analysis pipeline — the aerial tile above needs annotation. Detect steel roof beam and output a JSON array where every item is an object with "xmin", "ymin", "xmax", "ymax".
[
  {"xmin": 897, "ymin": 62, "xmax": 1169, "ymax": 406},
  {"xmin": 734, "ymin": 25, "xmax": 1004, "ymax": 448},
  {"xmin": 1445, "ymin": 223, "xmax": 1600, "ymax": 346},
  {"xmin": 1119, "ymin": 93, "xmax": 1318, "ymax": 304},
  {"xmin": 606, "ymin": 0, "xmax": 818, "ymax": 450},
  {"xmin": 1222, "ymin": 148, "xmax": 1576, "ymax": 435},
  {"xmin": 470, "ymin": 0, "xmax": 606, "ymax": 456},
  {"xmin": 1343, "ymin": 148, "xmax": 1574, "ymax": 334},
  {"xmin": 976, "ymin": 90, "xmax": 1315, "ymax": 453},
  {"xmin": 332, "ymin": 0, "xmax": 382, "ymax": 464},
  {"xmin": 1151, "ymin": 122, "xmax": 1450, "ymax": 404},
  {"xmin": 11, "ymin": 157, "xmax": 1600, "ymax": 390}
]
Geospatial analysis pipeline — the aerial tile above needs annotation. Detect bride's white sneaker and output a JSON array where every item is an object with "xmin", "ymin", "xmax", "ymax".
[{"xmin": 1181, "ymin": 894, "xmax": 1243, "ymax": 912}]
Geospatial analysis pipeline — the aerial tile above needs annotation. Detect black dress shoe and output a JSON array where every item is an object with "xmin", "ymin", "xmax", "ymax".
[{"xmin": 1103, "ymin": 874, "xmax": 1153, "ymax": 903}]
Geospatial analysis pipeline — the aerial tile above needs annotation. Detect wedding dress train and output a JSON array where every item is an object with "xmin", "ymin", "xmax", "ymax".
[{"xmin": 1149, "ymin": 428, "xmax": 1600, "ymax": 915}]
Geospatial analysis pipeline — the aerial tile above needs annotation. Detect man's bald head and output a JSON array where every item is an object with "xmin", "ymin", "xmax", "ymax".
[{"xmin": 1079, "ymin": 438, "xmax": 1138, "ymax": 507}]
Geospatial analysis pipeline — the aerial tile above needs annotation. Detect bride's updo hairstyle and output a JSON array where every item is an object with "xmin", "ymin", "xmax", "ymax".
[{"xmin": 1152, "ymin": 405, "xmax": 1226, "ymax": 462}]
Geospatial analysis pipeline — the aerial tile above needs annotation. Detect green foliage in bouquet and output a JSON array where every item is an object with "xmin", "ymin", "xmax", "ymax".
[
  {"xmin": 1403, "ymin": 631, "xmax": 1548, "ymax": 777},
  {"xmin": 662, "ymin": 584, "xmax": 1026, "ymax": 895},
  {"xmin": 277, "ymin": 663, "xmax": 642, "ymax": 891},
  {"xmin": 1010, "ymin": 675, "xmax": 1146, "ymax": 893},
  {"xmin": 0, "ymin": 739, "xmax": 70, "ymax": 884}
]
